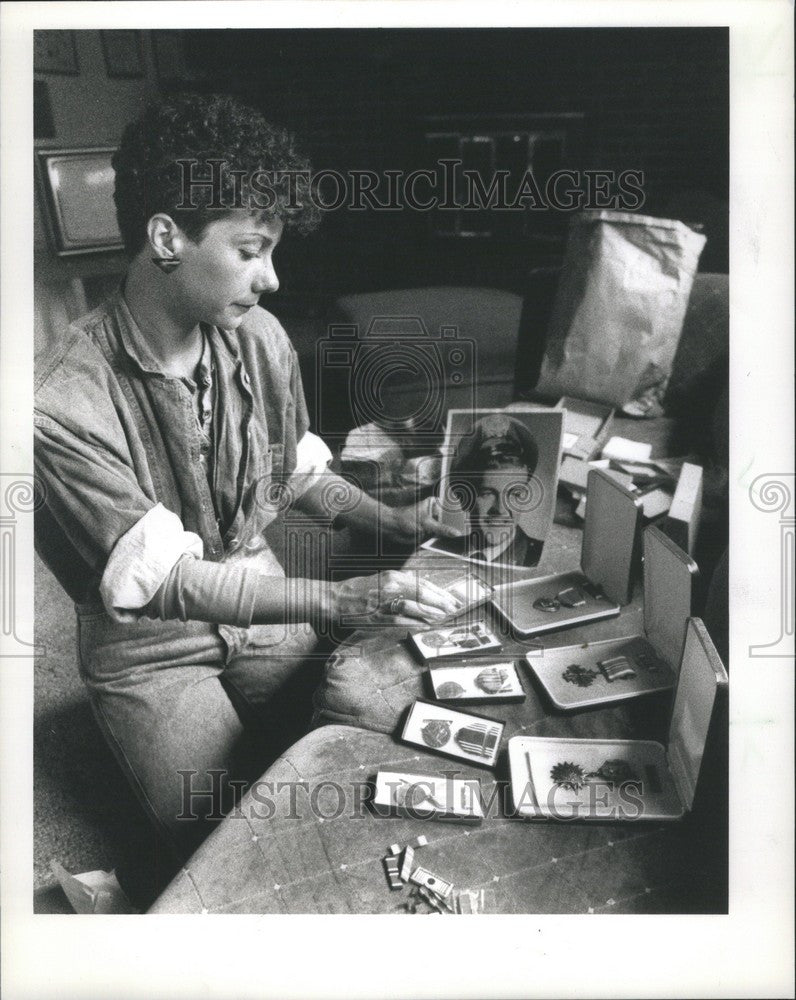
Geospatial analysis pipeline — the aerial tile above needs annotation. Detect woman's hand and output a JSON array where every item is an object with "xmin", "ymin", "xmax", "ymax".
[
  {"xmin": 331, "ymin": 570, "xmax": 461, "ymax": 625},
  {"xmin": 389, "ymin": 496, "xmax": 463, "ymax": 546}
]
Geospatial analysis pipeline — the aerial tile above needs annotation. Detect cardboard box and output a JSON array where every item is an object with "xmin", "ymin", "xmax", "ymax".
[
  {"xmin": 663, "ymin": 462, "xmax": 704, "ymax": 554},
  {"xmin": 509, "ymin": 617, "xmax": 727, "ymax": 821},
  {"xmin": 492, "ymin": 469, "xmax": 642, "ymax": 636},
  {"xmin": 524, "ymin": 525, "xmax": 697, "ymax": 709},
  {"xmin": 556, "ymin": 396, "xmax": 615, "ymax": 461}
]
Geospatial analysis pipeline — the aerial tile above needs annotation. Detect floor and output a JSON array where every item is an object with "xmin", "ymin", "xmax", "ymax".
[{"xmin": 34, "ymin": 554, "xmax": 171, "ymax": 904}]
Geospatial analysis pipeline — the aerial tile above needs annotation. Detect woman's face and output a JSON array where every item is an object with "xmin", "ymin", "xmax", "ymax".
[{"xmin": 173, "ymin": 210, "xmax": 283, "ymax": 330}]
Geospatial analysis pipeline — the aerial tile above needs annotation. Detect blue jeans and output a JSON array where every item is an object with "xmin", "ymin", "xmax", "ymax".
[{"xmin": 75, "ymin": 604, "xmax": 323, "ymax": 860}]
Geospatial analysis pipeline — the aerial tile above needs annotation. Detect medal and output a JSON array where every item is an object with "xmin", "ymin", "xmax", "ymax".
[
  {"xmin": 562, "ymin": 664, "xmax": 599, "ymax": 687},
  {"xmin": 421, "ymin": 719, "xmax": 452, "ymax": 749}
]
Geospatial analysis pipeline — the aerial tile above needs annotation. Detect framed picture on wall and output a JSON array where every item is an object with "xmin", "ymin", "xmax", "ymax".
[
  {"xmin": 100, "ymin": 30, "xmax": 144, "ymax": 79},
  {"xmin": 34, "ymin": 80, "xmax": 56, "ymax": 139},
  {"xmin": 34, "ymin": 30, "xmax": 79, "ymax": 75},
  {"xmin": 36, "ymin": 148, "xmax": 124, "ymax": 256}
]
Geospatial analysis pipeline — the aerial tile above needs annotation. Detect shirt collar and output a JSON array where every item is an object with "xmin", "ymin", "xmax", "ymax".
[
  {"xmin": 480, "ymin": 530, "xmax": 515, "ymax": 562},
  {"xmin": 109, "ymin": 284, "xmax": 241, "ymax": 377}
]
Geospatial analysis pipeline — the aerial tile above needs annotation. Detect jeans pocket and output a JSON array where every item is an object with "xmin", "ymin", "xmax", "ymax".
[{"xmin": 75, "ymin": 611, "xmax": 103, "ymax": 679}]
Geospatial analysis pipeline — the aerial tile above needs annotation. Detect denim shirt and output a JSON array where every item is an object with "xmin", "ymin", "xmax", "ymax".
[{"xmin": 34, "ymin": 287, "xmax": 318, "ymax": 616}]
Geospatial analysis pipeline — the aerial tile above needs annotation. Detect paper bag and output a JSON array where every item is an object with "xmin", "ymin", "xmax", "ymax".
[{"xmin": 535, "ymin": 211, "xmax": 706, "ymax": 414}]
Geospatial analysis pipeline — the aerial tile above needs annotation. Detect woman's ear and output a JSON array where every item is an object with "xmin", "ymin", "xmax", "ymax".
[{"xmin": 147, "ymin": 214, "xmax": 184, "ymax": 259}]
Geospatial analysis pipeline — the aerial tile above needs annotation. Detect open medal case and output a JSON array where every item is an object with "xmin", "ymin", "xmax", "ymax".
[
  {"xmin": 400, "ymin": 699, "xmax": 505, "ymax": 768},
  {"xmin": 491, "ymin": 469, "xmax": 642, "ymax": 636},
  {"xmin": 508, "ymin": 617, "xmax": 727, "ymax": 821},
  {"xmin": 409, "ymin": 619, "xmax": 502, "ymax": 663},
  {"xmin": 524, "ymin": 525, "xmax": 697, "ymax": 709},
  {"xmin": 439, "ymin": 573, "xmax": 494, "ymax": 622},
  {"xmin": 427, "ymin": 659, "xmax": 526, "ymax": 704}
]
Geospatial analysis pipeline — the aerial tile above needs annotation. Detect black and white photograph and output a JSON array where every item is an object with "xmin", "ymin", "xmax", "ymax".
[
  {"xmin": 0, "ymin": 4, "xmax": 793, "ymax": 999},
  {"xmin": 424, "ymin": 407, "xmax": 562, "ymax": 569}
]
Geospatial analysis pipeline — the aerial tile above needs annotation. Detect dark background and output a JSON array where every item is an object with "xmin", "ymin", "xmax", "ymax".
[{"xmin": 178, "ymin": 27, "xmax": 729, "ymax": 305}]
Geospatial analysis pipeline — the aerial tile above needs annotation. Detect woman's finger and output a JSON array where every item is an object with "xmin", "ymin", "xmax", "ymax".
[
  {"xmin": 397, "ymin": 599, "xmax": 448, "ymax": 622},
  {"xmin": 419, "ymin": 497, "xmax": 463, "ymax": 538},
  {"xmin": 416, "ymin": 577, "xmax": 462, "ymax": 608},
  {"xmin": 381, "ymin": 571, "xmax": 460, "ymax": 616}
]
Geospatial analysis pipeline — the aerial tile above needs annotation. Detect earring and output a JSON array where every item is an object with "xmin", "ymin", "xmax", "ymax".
[{"xmin": 151, "ymin": 255, "xmax": 181, "ymax": 273}]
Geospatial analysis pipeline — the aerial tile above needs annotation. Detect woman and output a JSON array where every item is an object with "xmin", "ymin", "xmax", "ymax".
[{"xmin": 34, "ymin": 93, "xmax": 460, "ymax": 873}]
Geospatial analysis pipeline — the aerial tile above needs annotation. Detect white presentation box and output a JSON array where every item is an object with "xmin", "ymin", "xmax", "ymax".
[{"xmin": 372, "ymin": 770, "xmax": 484, "ymax": 821}]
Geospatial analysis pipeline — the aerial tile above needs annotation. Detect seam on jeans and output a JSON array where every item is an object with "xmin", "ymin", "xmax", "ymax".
[
  {"xmin": 180, "ymin": 866, "xmax": 209, "ymax": 911},
  {"xmin": 86, "ymin": 687, "xmax": 183, "ymax": 857}
]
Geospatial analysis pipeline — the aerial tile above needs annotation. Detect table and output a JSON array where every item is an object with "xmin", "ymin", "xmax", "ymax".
[{"xmin": 149, "ymin": 511, "xmax": 727, "ymax": 914}]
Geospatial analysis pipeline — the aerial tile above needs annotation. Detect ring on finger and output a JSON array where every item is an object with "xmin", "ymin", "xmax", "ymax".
[{"xmin": 383, "ymin": 596, "xmax": 404, "ymax": 615}]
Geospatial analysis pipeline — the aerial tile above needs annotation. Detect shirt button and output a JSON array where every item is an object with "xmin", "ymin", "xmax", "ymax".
[{"xmin": 241, "ymin": 372, "xmax": 251, "ymax": 389}]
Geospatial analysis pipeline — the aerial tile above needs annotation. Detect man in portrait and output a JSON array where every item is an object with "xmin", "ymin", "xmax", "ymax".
[{"xmin": 432, "ymin": 413, "xmax": 545, "ymax": 568}]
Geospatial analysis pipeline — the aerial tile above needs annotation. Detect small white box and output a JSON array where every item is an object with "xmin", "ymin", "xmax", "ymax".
[
  {"xmin": 664, "ymin": 462, "xmax": 704, "ymax": 554},
  {"xmin": 372, "ymin": 770, "xmax": 484, "ymax": 821},
  {"xmin": 602, "ymin": 436, "xmax": 653, "ymax": 463}
]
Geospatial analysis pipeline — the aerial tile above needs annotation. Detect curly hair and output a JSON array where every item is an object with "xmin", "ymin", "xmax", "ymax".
[{"xmin": 112, "ymin": 92, "xmax": 320, "ymax": 256}]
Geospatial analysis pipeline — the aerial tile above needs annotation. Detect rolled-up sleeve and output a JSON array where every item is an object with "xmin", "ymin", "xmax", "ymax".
[
  {"xmin": 288, "ymin": 431, "xmax": 333, "ymax": 500},
  {"xmin": 99, "ymin": 503, "xmax": 204, "ymax": 621}
]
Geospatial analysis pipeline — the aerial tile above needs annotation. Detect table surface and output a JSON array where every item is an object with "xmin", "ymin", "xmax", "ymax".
[{"xmin": 151, "ymin": 498, "xmax": 727, "ymax": 915}]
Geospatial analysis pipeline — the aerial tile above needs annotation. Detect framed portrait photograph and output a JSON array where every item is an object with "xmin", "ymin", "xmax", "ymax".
[
  {"xmin": 35, "ymin": 148, "xmax": 124, "ymax": 256},
  {"xmin": 428, "ymin": 659, "xmax": 526, "ymax": 703},
  {"xmin": 100, "ymin": 30, "xmax": 144, "ymax": 79},
  {"xmin": 409, "ymin": 619, "xmax": 503, "ymax": 663},
  {"xmin": 33, "ymin": 30, "xmax": 79, "ymax": 75},
  {"xmin": 423, "ymin": 407, "xmax": 563, "ymax": 570},
  {"xmin": 400, "ymin": 699, "xmax": 506, "ymax": 768}
]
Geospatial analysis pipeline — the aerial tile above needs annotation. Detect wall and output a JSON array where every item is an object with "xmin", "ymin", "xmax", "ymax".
[{"xmin": 34, "ymin": 30, "xmax": 164, "ymax": 335}]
